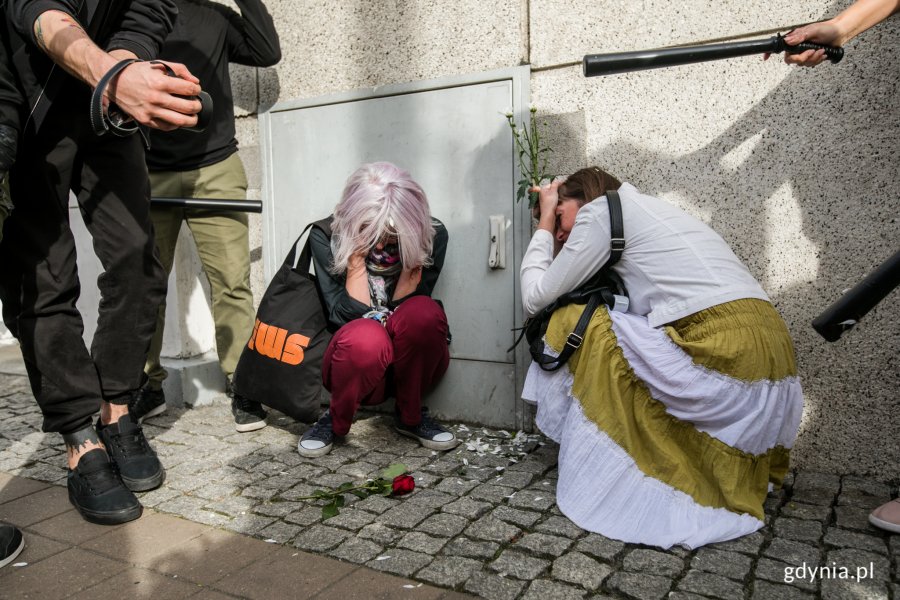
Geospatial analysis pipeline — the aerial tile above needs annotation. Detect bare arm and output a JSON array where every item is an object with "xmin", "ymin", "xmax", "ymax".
[
  {"xmin": 782, "ymin": 0, "xmax": 900, "ymax": 66},
  {"xmin": 32, "ymin": 10, "xmax": 203, "ymax": 130},
  {"xmin": 392, "ymin": 266, "xmax": 423, "ymax": 302},
  {"xmin": 345, "ymin": 252, "xmax": 371, "ymax": 306}
]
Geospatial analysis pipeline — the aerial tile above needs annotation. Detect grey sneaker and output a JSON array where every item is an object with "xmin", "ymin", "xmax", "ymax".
[
  {"xmin": 128, "ymin": 386, "xmax": 166, "ymax": 423},
  {"xmin": 298, "ymin": 411, "xmax": 336, "ymax": 457},
  {"xmin": 231, "ymin": 393, "xmax": 267, "ymax": 433},
  {"xmin": 0, "ymin": 524, "xmax": 24, "ymax": 569},
  {"xmin": 395, "ymin": 407, "xmax": 458, "ymax": 451}
]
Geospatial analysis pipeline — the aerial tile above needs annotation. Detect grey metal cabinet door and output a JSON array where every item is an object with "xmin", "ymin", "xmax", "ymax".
[{"xmin": 260, "ymin": 67, "xmax": 532, "ymax": 429}]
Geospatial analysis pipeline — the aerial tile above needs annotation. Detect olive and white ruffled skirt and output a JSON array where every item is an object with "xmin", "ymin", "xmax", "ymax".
[{"xmin": 522, "ymin": 298, "xmax": 803, "ymax": 549}]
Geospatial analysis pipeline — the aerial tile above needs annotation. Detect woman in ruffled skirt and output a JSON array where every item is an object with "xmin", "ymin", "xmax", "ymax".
[{"xmin": 520, "ymin": 167, "xmax": 803, "ymax": 549}]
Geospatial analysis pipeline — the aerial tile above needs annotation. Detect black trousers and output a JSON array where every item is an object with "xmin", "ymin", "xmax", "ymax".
[{"xmin": 0, "ymin": 97, "xmax": 167, "ymax": 434}]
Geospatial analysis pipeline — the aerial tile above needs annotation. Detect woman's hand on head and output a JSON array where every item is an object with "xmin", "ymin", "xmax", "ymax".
[{"xmin": 529, "ymin": 180, "xmax": 563, "ymax": 235}]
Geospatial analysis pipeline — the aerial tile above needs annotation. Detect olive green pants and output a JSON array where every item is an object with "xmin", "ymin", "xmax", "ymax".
[{"xmin": 145, "ymin": 153, "xmax": 255, "ymax": 389}]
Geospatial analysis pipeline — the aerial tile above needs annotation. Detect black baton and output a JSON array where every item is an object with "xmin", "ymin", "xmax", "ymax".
[
  {"xmin": 151, "ymin": 197, "xmax": 263, "ymax": 213},
  {"xmin": 812, "ymin": 249, "xmax": 900, "ymax": 342},
  {"xmin": 584, "ymin": 34, "xmax": 843, "ymax": 77}
]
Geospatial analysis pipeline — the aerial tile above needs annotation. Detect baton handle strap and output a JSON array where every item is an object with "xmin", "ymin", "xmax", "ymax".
[{"xmin": 90, "ymin": 58, "xmax": 141, "ymax": 137}]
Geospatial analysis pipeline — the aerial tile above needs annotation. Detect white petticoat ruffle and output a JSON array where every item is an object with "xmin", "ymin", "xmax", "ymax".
[{"xmin": 521, "ymin": 309, "xmax": 800, "ymax": 549}]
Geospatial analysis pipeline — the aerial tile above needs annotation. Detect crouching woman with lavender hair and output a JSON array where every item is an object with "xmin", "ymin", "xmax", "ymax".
[{"xmin": 298, "ymin": 162, "xmax": 458, "ymax": 457}]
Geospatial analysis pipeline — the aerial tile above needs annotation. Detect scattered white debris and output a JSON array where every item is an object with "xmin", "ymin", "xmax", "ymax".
[
  {"xmin": 542, "ymin": 481, "xmax": 550, "ymax": 486},
  {"xmin": 264, "ymin": 539, "xmax": 278, "ymax": 543},
  {"xmin": 462, "ymin": 458, "xmax": 469, "ymax": 466},
  {"xmin": 431, "ymin": 451, "xmax": 437, "ymax": 456},
  {"xmin": 505, "ymin": 493, "xmax": 517, "ymax": 499},
  {"xmin": 458, "ymin": 424, "xmax": 470, "ymax": 432},
  {"xmin": 13, "ymin": 563, "xmax": 27, "ymax": 568},
  {"xmin": 402, "ymin": 584, "xmax": 424, "ymax": 588},
  {"xmin": 495, "ymin": 467, "xmax": 505, "ymax": 471},
  {"xmin": 375, "ymin": 555, "xmax": 392, "ymax": 561},
  {"xmin": 535, "ymin": 497, "xmax": 544, "ymax": 502}
]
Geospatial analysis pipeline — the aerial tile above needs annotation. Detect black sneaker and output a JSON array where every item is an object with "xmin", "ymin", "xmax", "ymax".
[
  {"xmin": 297, "ymin": 411, "xmax": 336, "ymax": 457},
  {"xmin": 128, "ymin": 386, "xmax": 167, "ymax": 423},
  {"xmin": 0, "ymin": 523, "xmax": 24, "ymax": 569},
  {"xmin": 96, "ymin": 414, "xmax": 165, "ymax": 492},
  {"xmin": 395, "ymin": 407, "xmax": 458, "ymax": 451},
  {"xmin": 231, "ymin": 393, "xmax": 267, "ymax": 432},
  {"xmin": 67, "ymin": 449, "xmax": 143, "ymax": 525}
]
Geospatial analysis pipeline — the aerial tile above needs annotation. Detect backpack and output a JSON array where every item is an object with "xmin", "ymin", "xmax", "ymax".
[
  {"xmin": 231, "ymin": 219, "xmax": 333, "ymax": 422},
  {"xmin": 517, "ymin": 189, "xmax": 628, "ymax": 371}
]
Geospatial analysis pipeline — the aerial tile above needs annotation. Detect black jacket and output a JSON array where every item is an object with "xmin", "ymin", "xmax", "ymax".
[
  {"xmin": 309, "ymin": 217, "xmax": 449, "ymax": 330},
  {"xmin": 3, "ymin": 0, "xmax": 177, "ymax": 134},
  {"xmin": 146, "ymin": 0, "xmax": 281, "ymax": 171}
]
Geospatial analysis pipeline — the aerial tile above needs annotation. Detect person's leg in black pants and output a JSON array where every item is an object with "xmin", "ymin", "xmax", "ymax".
[{"xmin": 0, "ymin": 104, "xmax": 167, "ymax": 524}]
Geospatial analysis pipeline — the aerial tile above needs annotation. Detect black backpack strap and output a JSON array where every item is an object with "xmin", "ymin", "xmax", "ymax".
[
  {"xmin": 603, "ymin": 188, "xmax": 624, "ymax": 269},
  {"xmin": 284, "ymin": 217, "xmax": 331, "ymax": 270},
  {"xmin": 533, "ymin": 291, "xmax": 603, "ymax": 371}
]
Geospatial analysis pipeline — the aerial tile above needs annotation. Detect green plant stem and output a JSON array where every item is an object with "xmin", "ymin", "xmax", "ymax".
[{"xmin": 294, "ymin": 483, "xmax": 378, "ymax": 501}]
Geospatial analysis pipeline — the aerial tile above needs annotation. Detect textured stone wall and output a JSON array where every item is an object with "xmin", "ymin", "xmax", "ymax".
[{"xmin": 230, "ymin": 0, "xmax": 898, "ymax": 480}]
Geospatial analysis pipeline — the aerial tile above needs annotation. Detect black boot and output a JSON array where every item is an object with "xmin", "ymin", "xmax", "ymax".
[
  {"xmin": 67, "ymin": 449, "xmax": 142, "ymax": 525},
  {"xmin": 97, "ymin": 414, "xmax": 165, "ymax": 492}
]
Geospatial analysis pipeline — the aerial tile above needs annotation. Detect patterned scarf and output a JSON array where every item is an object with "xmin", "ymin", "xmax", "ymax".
[{"xmin": 365, "ymin": 242, "xmax": 402, "ymax": 309}]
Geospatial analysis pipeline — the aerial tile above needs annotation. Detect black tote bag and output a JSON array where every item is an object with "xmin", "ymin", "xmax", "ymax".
[{"xmin": 231, "ymin": 221, "xmax": 332, "ymax": 422}]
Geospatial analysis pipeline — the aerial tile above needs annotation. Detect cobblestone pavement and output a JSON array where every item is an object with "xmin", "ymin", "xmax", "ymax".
[{"xmin": 0, "ymin": 366, "xmax": 897, "ymax": 600}]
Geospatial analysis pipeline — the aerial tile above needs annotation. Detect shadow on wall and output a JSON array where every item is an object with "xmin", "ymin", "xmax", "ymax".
[{"xmin": 543, "ymin": 18, "xmax": 898, "ymax": 478}]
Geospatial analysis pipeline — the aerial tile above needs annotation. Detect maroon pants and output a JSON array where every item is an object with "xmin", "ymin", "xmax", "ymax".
[{"xmin": 322, "ymin": 296, "xmax": 450, "ymax": 436}]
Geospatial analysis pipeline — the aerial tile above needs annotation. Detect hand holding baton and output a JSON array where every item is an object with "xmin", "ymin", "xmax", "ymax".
[{"xmin": 583, "ymin": 34, "xmax": 843, "ymax": 77}]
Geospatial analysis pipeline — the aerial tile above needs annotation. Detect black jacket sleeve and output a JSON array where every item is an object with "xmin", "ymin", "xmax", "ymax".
[
  {"xmin": 9, "ymin": 0, "xmax": 176, "ymax": 60},
  {"xmin": 9, "ymin": 0, "xmax": 80, "ymax": 42},
  {"xmin": 309, "ymin": 226, "xmax": 372, "ymax": 328},
  {"xmin": 105, "ymin": 0, "xmax": 177, "ymax": 60},
  {"xmin": 222, "ymin": 0, "xmax": 281, "ymax": 67}
]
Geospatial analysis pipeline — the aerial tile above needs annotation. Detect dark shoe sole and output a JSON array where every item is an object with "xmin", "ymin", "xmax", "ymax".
[
  {"xmin": 235, "ymin": 418, "xmax": 267, "ymax": 433},
  {"xmin": 0, "ymin": 534, "xmax": 24, "ymax": 569},
  {"xmin": 394, "ymin": 426, "xmax": 459, "ymax": 451},
  {"xmin": 136, "ymin": 403, "xmax": 167, "ymax": 424},
  {"xmin": 121, "ymin": 466, "xmax": 166, "ymax": 493},
  {"xmin": 68, "ymin": 491, "xmax": 143, "ymax": 525}
]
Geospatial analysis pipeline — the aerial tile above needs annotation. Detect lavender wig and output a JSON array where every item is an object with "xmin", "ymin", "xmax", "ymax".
[{"xmin": 329, "ymin": 162, "xmax": 435, "ymax": 275}]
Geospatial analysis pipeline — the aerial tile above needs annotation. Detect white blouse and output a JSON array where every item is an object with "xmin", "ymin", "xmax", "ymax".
[{"xmin": 520, "ymin": 182, "xmax": 769, "ymax": 327}]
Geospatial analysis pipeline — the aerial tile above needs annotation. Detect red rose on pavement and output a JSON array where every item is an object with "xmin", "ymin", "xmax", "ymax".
[{"xmin": 391, "ymin": 474, "xmax": 415, "ymax": 496}]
